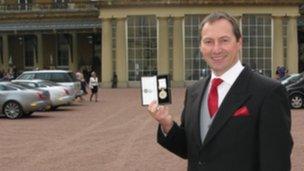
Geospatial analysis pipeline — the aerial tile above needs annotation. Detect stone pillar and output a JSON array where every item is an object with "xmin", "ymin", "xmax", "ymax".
[
  {"xmin": 101, "ymin": 18, "xmax": 113, "ymax": 87},
  {"xmin": 158, "ymin": 16, "xmax": 169, "ymax": 75},
  {"xmin": 36, "ymin": 33, "xmax": 44, "ymax": 69},
  {"xmin": 2, "ymin": 34, "xmax": 9, "ymax": 71},
  {"xmin": 69, "ymin": 33, "xmax": 78, "ymax": 72},
  {"xmin": 172, "ymin": 16, "xmax": 184, "ymax": 86},
  {"xmin": 286, "ymin": 16, "xmax": 298, "ymax": 74},
  {"xmin": 115, "ymin": 17, "xmax": 127, "ymax": 87},
  {"xmin": 272, "ymin": 16, "xmax": 284, "ymax": 78}
]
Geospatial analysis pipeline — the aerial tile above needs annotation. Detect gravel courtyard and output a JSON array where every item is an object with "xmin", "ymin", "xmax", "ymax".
[{"xmin": 0, "ymin": 88, "xmax": 303, "ymax": 171}]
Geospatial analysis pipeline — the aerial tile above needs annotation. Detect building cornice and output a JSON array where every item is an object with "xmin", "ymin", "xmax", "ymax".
[
  {"xmin": 100, "ymin": 5, "xmax": 300, "ymax": 19},
  {"xmin": 98, "ymin": 0, "xmax": 303, "ymax": 7}
]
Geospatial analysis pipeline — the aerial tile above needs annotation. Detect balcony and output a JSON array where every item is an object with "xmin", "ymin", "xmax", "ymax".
[
  {"xmin": 99, "ymin": 0, "xmax": 302, "ymax": 6},
  {"xmin": 0, "ymin": 2, "xmax": 99, "ymax": 12},
  {"xmin": 0, "ymin": 0, "xmax": 301, "ymax": 12}
]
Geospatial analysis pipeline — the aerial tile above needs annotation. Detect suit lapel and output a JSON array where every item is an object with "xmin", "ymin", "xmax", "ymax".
[
  {"xmin": 202, "ymin": 67, "xmax": 252, "ymax": 147},
  {"xmin": 189, "ymin": 76, "xmax": 210, "ymax": 148}
]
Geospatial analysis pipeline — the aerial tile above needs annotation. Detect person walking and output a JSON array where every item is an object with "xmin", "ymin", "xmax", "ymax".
[
  {"xmin": 75, "ymin": 70, "xmax": 86, "ymax": 101},
  {"xmin": 111, "ymin": 72, "xmax": 118, "ymax": 88},
  {"xmin": 147, "ymin": 12, "xmax": 292, "ymax": 171},
  {"xmin": 89, "ymin": 71, "xmax": 99, "ymax": 102}
]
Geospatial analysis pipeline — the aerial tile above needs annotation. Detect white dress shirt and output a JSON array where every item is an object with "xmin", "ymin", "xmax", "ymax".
[{"xmin": 200, "ymin": 60, "xmax": 244, "ymax": 142}]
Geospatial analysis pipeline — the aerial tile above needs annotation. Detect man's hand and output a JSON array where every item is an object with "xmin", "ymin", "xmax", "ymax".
[{"xmin": 148, "ymin": 101, "xmax": 173, "ymax": 134}]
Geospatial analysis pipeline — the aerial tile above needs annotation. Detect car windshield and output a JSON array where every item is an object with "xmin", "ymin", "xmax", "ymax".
[
  {"xmin": 17, "ymin": 73, "xmax": 34, "ymax": 79},
  {"xmin": 0, "ymin": 84, "xmax": 18, "ymax": 91},
  {"xmin": 13, "ymin": 82, "xmax": 36, "ymax": 89},
  {"xmin": 8, "ymin": 83, "xmax": 28, "ymax": 90}
]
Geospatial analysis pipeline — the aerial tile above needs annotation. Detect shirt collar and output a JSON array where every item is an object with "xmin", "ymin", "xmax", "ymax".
[{"xmin": 211, "ymin": 60, "xmax": 244, "ymax": 86}]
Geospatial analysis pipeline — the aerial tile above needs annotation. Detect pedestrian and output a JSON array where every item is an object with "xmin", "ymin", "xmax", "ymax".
[
  {"xmin": 111, "ymin": 72, "xmax": 118, "ymax": 88},
  {"xmin": 75, "ymin": 70, "xmax": 86, "ymax": 101},
  {"xmin": 278, "ymin": 66, "xmax": 287, "ymax": 79},
  {"xmin": 89, "ymin": 71, "xmax": 99, "ymax": 102},
  {"xmin": 147, "ymin": 12, "xmax": 292, "ymax": 171},
  {"xmin": 2, "ymin": 72, "xmax": 10, "ymax": 81}
]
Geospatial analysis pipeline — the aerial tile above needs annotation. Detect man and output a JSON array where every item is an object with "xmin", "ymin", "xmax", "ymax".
[{"xmin": 148, "ymin": 12, "xmax": 293, "ymax": 171}]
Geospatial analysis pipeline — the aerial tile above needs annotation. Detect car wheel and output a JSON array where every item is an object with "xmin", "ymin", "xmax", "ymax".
[
  {"xmin": 3, "ymin": 101, "xmax": 24, "ymax": 119},
  {"xmin": 290, "ymin": 94, "xmax": 303, "ymax": 109}
]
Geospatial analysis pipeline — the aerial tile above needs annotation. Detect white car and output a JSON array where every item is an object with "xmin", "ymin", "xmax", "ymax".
[
  {"xmin": 16, "ymin": 70, "xmax": 83, "ymax": 98},
  {"xmin": 12, "ymin": 80, "xmax": 75, "ymax": 110}
]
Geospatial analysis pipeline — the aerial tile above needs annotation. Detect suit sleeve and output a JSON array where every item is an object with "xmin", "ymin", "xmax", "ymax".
[
  {"xmin": 157, "ymin": 89, "xmax": 188, "ymax": 159},
  {"xmin": 259, "ymin": 84, "xmax": 293, "ymax": 171}
]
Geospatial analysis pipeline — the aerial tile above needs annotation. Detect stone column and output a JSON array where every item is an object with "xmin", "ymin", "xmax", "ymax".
[
  {"xmin": 272, "ymin": 16, "xmax": 284, "ymax": 78},
  {"xmin": 101, "ymin": 18, "xmax": 113, "ymax": 87},
  {"xmin": 2, "ymin": 34, "xmax": 9, "ymax": 71},
  {"xmin": 115, "ymin": 17, "xmax": 127, "ymax": 87},
  {"xmin": 172, "ymin": 16, "xmax": 184, "ymax": 86},
  {"xmin": 158, "ymin": 16, "xmax": 169, "ymax": 75},
  {"xmin": 36, "ymin": 33, "xmax": 44, "ymax": 69},
  {"xmin": 286, "ymin": 16, "xmax": 298, "ymax": 74},
  {"xmin": 69, "ymin": 32, "xmax": 78, "ymax": 72}
]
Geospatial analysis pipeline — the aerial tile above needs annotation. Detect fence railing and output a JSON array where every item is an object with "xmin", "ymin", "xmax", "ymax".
[
  {"xmin": 0, "ymin": 0, "xmax": 301, "ymax": 12},
  {"xmin": 0, "ymin": 2, "xmax": 99, "ymax": 12}
]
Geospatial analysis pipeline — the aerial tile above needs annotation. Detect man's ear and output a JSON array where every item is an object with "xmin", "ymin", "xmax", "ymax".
[
  {"xmin": 199, "ymin": 46, "xmax": 206, "ymax": 61},
  {"xmin": 199, "ymin": 46, "xmax": 204, "ymax": 56}
]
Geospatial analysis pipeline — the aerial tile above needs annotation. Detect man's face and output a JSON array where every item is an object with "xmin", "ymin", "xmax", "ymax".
[{"xmin": 200, "ymin": 19, "xmax": 242, "ymax": 76}]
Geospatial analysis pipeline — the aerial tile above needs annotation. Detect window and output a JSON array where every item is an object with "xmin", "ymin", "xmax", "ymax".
[
  {"xmin": 282, "ymin": 17, "xmax": 288, "ymax": 66},
  {"xmin": 112, "ymin": 19, "xmax": 117, "ymax": 73},
  {"xmin": 35, "ymin": 73, "xmax": 50, "ymax": 80},
  {"xmin": 57, "ymin": 34, "xmax": 71, "ymax": 69},
  {"xmin": 50, "ymin": 73, "xmax": 71, "ymax": 82},
  {"xmin": 24, "ymin": 35, "xmax": 36, "ymax": 69},
  {"xmin": 184, "ymin": 14, "xmax": 208, "ymax": 81},
  {"xmin": 67, "ymin": 72, "xmax": 77, "ymax": 81},
  {"xmin": 18, "ymin": 73, "xmax": 34, "ymax": 79},
  {"xmin": 18, "ymin": 0, "xmax": 32, "ymax": 10},
  {"xmin": 54, "ymin": 0, "xmax": 69, "ymax": 9},
  {"xmin": 127, "ymin": 15, "xmax": 157, "ymax": 81},
  {"xmin": 242, "ymin": 14, "xmax": 272, "ymax": 77},
  {"xmin": 0, "ymin": 85, "xmax": 17, "ymax": 91}
]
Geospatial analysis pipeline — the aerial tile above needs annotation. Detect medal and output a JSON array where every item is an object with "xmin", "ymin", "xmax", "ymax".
[
  {"xmin": 159, "ymin": 88, "xmax": 167, "ymax": 99},
  {"xmin": 158, "ymin": 78, "xmax": 167, "ymax": 99}
]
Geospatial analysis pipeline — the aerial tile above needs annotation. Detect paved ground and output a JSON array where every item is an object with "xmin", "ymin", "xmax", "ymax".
[{"xmin": 0, "ymin": 88, "xmax": 303, "ymax": 171}]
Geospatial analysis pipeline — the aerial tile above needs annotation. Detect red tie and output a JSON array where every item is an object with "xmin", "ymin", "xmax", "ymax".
[{"xmin": 208, "ymin": 78, "xmax": 223, "ymax": 117}]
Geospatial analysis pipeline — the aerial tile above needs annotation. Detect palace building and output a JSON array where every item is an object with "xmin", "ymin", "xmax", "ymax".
[
  {"xmin": 0, "ymin": 0, "xmax": 101, "ymax": 79},
  {"xmin": 0, "ymin": 0, "xmax": 303, "ymax": 87}
]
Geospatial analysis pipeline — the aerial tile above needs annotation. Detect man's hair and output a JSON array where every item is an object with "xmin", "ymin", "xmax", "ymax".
[{"xmin": 200, "ymin": 12, "xmax": 241, "ymax": 41}]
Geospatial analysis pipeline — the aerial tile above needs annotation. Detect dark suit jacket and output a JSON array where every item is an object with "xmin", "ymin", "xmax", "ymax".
[{"xmin": 157, "ymin": 66, "xmax": 293, "ymax": 171}]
